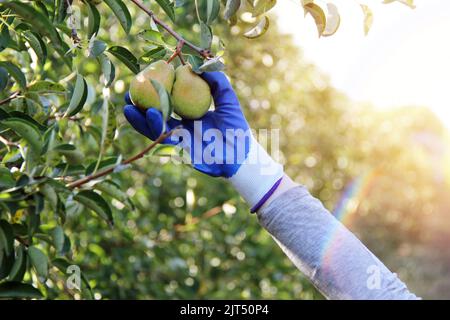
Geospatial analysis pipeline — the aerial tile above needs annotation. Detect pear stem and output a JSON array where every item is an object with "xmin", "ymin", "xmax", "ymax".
[
  {"xmin": 167, "ymin": 40, "xmax": 184, "ymax": 63},
  {"xmin": 128, "ymin": 0, "xmax": 212, "ymax": 59},
  {"xmin": 167, "ymin": 40, "xmax": 187, "ymax": 65}
]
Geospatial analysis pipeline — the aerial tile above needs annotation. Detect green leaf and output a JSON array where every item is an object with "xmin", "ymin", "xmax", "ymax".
[
  {"xmin": 137, "ymin": 30, "xmax": 165, "ymax": 46},
  {"xmin": 150, "ymin": 79, "xmax": 172, "ymax": 127},
  {"xmin": 0, "ymin": 220, "xmax": 14, "ymax": 256},
  {"xmin": 8, "ymin": 111, "xmax": 47, "ymax": 131},
  {"xmin": 52, "ymin": 226, "xmax": 65, "ymax": 254},
  {"xmin": 104, "ymin": 0, "xmax": 132, "ymax": 34},
  {"xmin": 0, "ymin": 61, "xmax": 26, "ymax": 89},
  {"xmin": 52, "ymin": 144, "xmax": 76, "ymax": 152},
  {"xmin": 42, "ymin": 126, "xmax": 57, "ymax": 155},
  {"xmin": 16, "ymin": 174, "xmax": 30, "ymax": 188},
  {"xmin": 86, "ymin": 0, "xmax": 101, "ymax": 39},
  {"xmin": 64, "ymin": 73, "xmax": 88, "ymax": 117},
  {"xmin": 61, "ymin": 235, "xmax": 71, "ymax": 255},
  {"xmin": 200, "ymin": 22, "xmax": 212, "ymax": 49},
  {"xmin": 0, "ymin": 67, "xmax": 8, "ymax": 92},
  {"xmin": 0, "ymin": 282, "xmax": 43, "ymax": 299},
  {"xmin": 58, "ymin": 149, "xmax": 84, "ymax": 165},
  {"xmin": 89, "ymin": 39, "xmax": 107, "ymax": 58},
  {"xmin": 28, "ymin": 246, "xmax": 48, "ymax": 279},
  {"xmin": 107, "ymin": 46, "xmax": 140, "ymax": 74},
  {"xmin": 104, "ymin": 100, "xmax": 117, "ymax": 149},
  {"xmin": 35, "ymin": 1, "xmax": 50, "ymax": 18},
  {"xmin": 206, "ymin": 0, "xmax": 221, "ymax": 24},
  {"xmin": 224, "ymin": 0, "xmax": 241, "ymax": 20},
  {"xmin": 0, "ymin": 15, "xmax": 13, "ymax": 53},
  {"xmin": 94, "ymin": 180, "xmax": 131, "ymax": 208},
  {"xmin": 243, "ymin": 15, "xmax": 270, "ymax": 39},
  {"xmin": 40, "ymin": 183, "xmax": 58, "ymax": 211},
  {"xmin": 155, "ymin": 0, "xmax": 176, "ymax": 22},
  {"xmin": 198, "ymin": 57, "xmax": 225, "ymax": 73},
  {"xmin": 74, "ymin": 190, "xmax": 114, "ymax": 225},
  {"xmin": 8, "ymin": 245, "xmax": 27, "ymax": 282},
  {"xmin": 27, "ymin": 81, "xmax": 65, "ymax": 94},
  {"xmin": 0, "ymin": 167, "xmax": 15, "ymax": 189},
  {"xmin": 139, "ymin": 47, "xmax": 167, "ymax": 64},
  {"xmin": 0, "ymin": 107, "xmax": 9, "ymax": 120},
  {"xmin": 54, "ymin": 0, "xmax": 68, "ymax": 23},
  {"xmin": 0, "ymin": 251, "xmax": 14, "ymax": 280},
  {"xmin": 1, "ymin": 117, "xmax": 43, "ymax": 156},
  {"xmin": 98, "ymin": 54, "xmax": 116, "ymax": 87},
  {"xmin": 1, "ymin": 149, "xmax": 22, "ymax": 163},
  {"xmin": 151, "ymin": 144, "xmax": 178, "ymax": 156},
  {"xmin": 4, "ymin": 2, "xmax": 69, "ymax": 65},
  {"xmin": 23, "ymin": 31, "xmax": 48, "ymax": 64}
]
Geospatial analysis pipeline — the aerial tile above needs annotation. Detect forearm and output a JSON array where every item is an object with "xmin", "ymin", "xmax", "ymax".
[{"xmin": 256, "ymin": 176, "xmax": 419, "ymax": 300}]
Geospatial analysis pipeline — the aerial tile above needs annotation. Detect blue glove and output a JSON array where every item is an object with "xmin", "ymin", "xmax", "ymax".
[{"xmin": 124, "ymin": 71, "xmax": 284, "ymax": 211}]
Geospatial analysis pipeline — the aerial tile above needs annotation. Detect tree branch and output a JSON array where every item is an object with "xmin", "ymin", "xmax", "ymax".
[
  {"xmin": 66, "ymin": 130, "xmax": 175, "ymax": 189},
  {"xmin": 0, "ymin": 135, "xmax": 18, "ymax": 147},
  {"xmin": 0, "ymin": 91, "xmax": 20, "ymax": 106},
  {"xmin": 167, "ymin": 40, "xmax": 186, "ymax": 64},
  {"xmin": 15, "ymin": 236, "xmax": 29, "ymax": 247},
  {"xmin": 174, "ymin": 206, "xmax": 223, "ymax": 232},
  {"xmin": 128, "ymin": 0, "xmax": 212, "ymax": 59}
]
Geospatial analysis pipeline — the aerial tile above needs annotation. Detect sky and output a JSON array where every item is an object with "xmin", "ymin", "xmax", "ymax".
[{"xmin": 274, "ymin": 0, "xmax": 450, "ymax": 130}]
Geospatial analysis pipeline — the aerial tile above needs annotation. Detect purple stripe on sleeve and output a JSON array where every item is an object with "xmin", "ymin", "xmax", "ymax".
[{"xmin": 250, "ymin": 177, "xmax": 283, "ymax": 213}]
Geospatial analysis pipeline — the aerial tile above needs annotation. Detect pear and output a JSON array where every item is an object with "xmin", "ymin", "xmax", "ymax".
[
  {"xmin": 171, "ymin": 65, "xmax": 212, "ymax": 119},
  {"xmin": 129, "ymin": 60, "xmax": 175, "ymax": 110}
]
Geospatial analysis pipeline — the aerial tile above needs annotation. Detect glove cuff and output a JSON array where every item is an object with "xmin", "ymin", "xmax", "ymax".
[{"xmin": 228, "ymin": 137, "xmax": 284, "ymax": 210}]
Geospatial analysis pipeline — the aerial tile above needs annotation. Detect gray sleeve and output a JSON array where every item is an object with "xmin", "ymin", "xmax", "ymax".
[{"xmin": 257, "ymin": 186, "xmax": 419, "ymax": 300}]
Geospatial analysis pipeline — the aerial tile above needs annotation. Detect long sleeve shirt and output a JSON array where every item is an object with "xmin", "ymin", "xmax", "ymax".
[{"xmin": 257, "ymin": 185, "xmax": 419, "ymax": 300}]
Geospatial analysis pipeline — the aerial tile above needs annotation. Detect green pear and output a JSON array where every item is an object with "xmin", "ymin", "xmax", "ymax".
[
  {"xmin": 171, "ymin": 65, "xmax": 212, "ymax": 119},
  {"xmin": 129, "ymin": 60, "xmax": 175, "ymax": 110}
]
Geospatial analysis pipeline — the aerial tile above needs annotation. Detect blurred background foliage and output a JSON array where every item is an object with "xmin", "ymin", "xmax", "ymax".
[{"xmin": 1, "ymin": 0, "xmax": 449, "ymax": 299}]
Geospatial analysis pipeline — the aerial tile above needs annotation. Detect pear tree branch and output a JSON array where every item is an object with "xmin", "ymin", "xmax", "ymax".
[
  {"xmin": 174, "ymin": 206, "xmax": 223, "ymax": 232},
  {"xmin": 128, "ymin": 0, "xmax": 212, "ymax": 59},
  {"xmin": 167, "ymin": 40, "xmax": 186, "ymax": 64},
  {"xmin": 67, "ymin": 130, "xmax": 175, "ymax": 189},
  {"xmin": 0, "ymin": 90, "xmax": 20, "ymax": 106}
]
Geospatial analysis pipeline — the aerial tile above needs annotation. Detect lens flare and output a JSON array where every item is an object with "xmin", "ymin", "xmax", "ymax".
[{"xmin": 320, "ymin": 169, "xmax": 381, "ymax": 268}]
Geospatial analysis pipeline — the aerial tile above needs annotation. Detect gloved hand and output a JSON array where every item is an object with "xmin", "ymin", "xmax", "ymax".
[{"xmin": 123, "ymin": 71, "xmax": 284, "ymax": 212}]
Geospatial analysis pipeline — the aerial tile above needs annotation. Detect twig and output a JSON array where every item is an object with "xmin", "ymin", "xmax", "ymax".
[
  {"xmin": 0, "ymin": 135, "xmax": 18, "ymax": 147},
  {"xmin": 167, "ymin": 40, "xmax": 186, "ymax": 65},
  {"xmin": 15, "ymin": 236, "xmax": 29, "ymax": 247},
  {"xmin": 66, "ymin": 0, "xmax": 81, "ymax": 47},
  {"xmin": 174, "ymin": 206, "xmax": 223, "ymax": 232},
  {"xmin": 48, "ymin": 114, "xmax": 83, "ymax": 121},
  {"xmin": 0, "ymin": 91, "xmax": 20, "ymax": 106},
  {"xmin": 66, "ymin": 130, "xmax": 175, "ymax": 189},
  {"xmin": 129, "ymin": 0, "xmax": 212, "ymax": 59}
]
